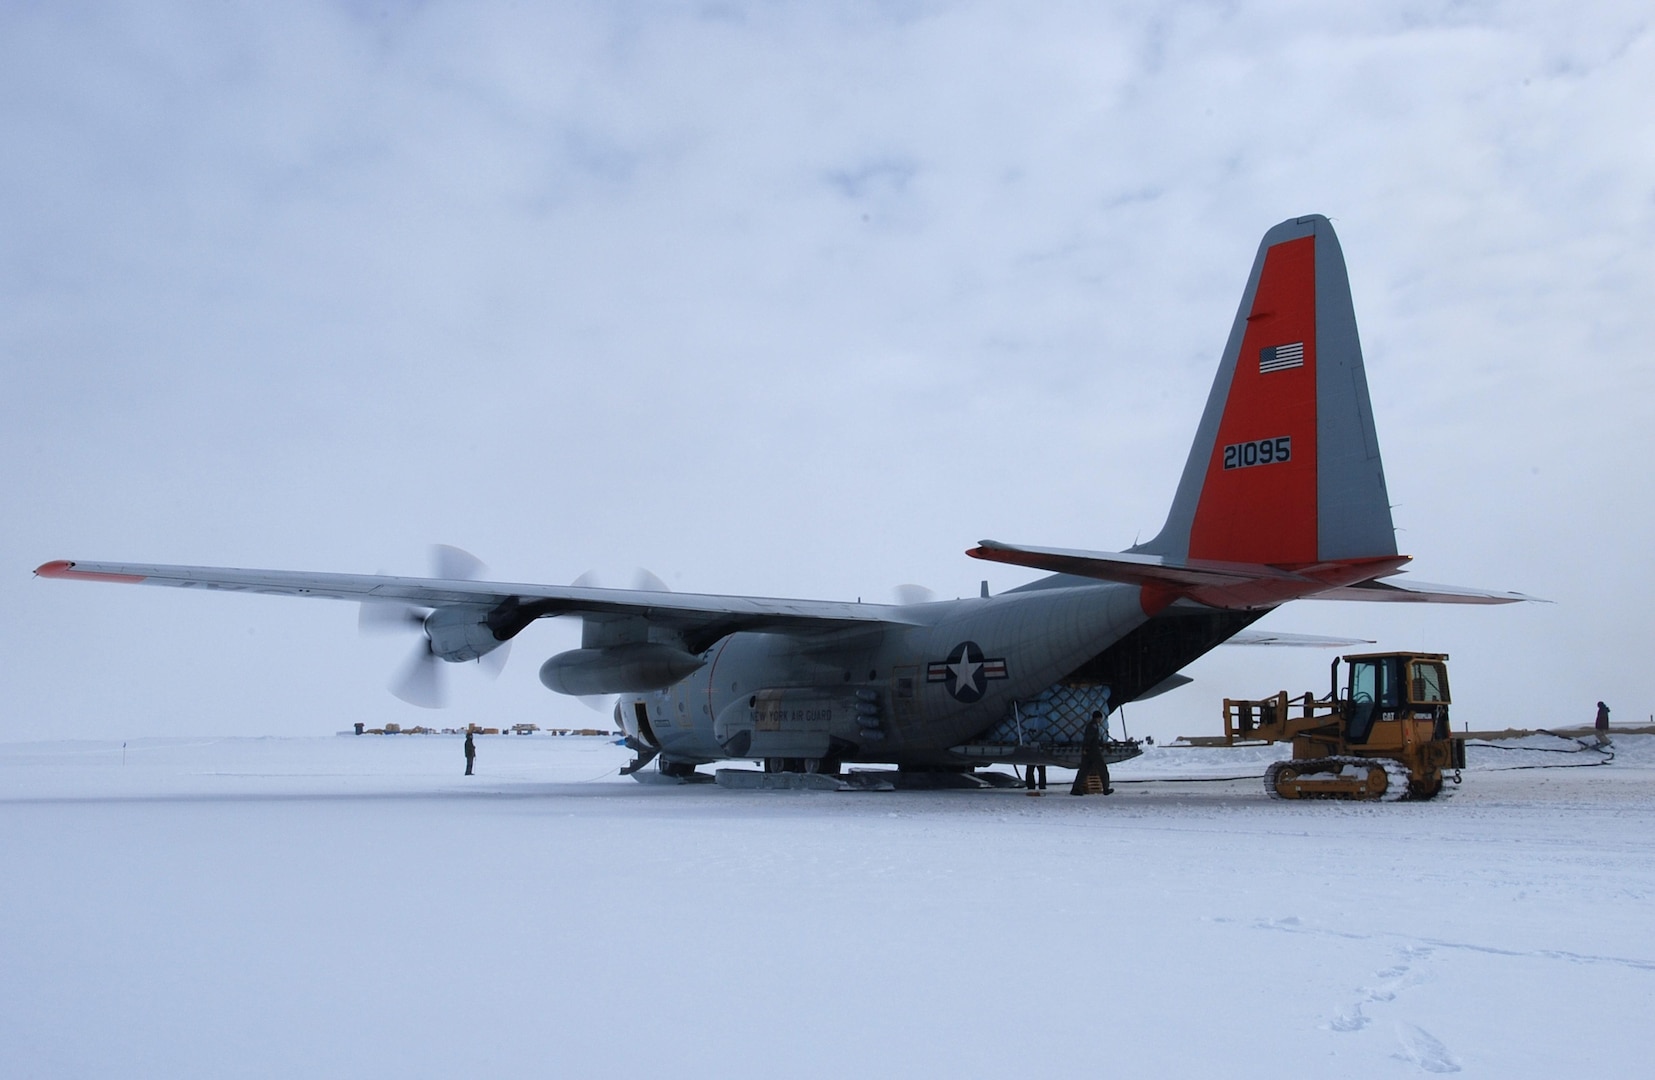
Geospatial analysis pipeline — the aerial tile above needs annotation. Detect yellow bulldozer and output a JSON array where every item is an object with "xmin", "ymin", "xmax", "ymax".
[{"xmin": 1192, "ymin": 651, "xmax": 1466, "ymax": 801}]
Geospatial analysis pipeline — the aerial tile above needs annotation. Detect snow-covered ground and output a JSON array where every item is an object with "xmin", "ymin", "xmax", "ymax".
[{"xmin": 4, "ymin": 733, "xmax": 1651, "ymax": 1078}]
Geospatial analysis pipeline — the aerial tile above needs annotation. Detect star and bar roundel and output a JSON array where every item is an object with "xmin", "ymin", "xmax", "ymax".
[{"xmin": 926, "ymin": 641, "xmax": 1009, "ymax": 703}]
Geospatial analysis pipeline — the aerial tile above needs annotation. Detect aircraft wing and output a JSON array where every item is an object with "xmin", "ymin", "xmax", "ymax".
[{"xmin": 34, "ymin": 560, "xmax": 910, "ymax": 649}]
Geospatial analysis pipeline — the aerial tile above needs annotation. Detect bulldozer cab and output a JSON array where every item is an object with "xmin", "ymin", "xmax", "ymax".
[{"xmin": 1343, "ymin": 653, "xmax": 1450, "ymax": 744}]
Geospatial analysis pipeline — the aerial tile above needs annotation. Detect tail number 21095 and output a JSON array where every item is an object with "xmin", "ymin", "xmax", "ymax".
[{"xmin": 1222, "ymin": 436, "xmax": 1291, "ymax": 470}]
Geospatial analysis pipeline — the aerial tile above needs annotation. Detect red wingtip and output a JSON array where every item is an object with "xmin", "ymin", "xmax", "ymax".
[{"xmin": 35, "ymin": 561, "xmax": 146, "ymax": 583}]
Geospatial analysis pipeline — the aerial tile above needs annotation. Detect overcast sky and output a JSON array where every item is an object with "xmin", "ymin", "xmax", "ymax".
[{"xmin": 4, "ymin": 1, "xmax": 1651, "ymax": 743}]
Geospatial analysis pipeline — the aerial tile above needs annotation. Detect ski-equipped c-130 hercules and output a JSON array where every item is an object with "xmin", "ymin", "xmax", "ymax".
[{"xmin": 37, "ymin": 215, "xmax": 1533, "ymax": 782}]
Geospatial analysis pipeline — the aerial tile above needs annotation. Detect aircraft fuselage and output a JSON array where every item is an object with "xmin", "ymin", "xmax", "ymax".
[{"xmin": 619, "ymin": 581, "xmax": 1150, "ymax": 767}]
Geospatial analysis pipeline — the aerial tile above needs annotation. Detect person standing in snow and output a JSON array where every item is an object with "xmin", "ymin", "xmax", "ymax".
[
  {"xmin": 1595, "ymin": 701, "xmax": 1611, "ymax": 746},
  {"xmin": 1023, "ymin": 763, "xmax": 1048, "ymax": 794},
  {"xmin": 1070, "ymin": 711, "xmax": 1113, "ymax": 796},
  {"xmin": 464, "ymin": 730, "xmax": 477, "ymax": 775}
]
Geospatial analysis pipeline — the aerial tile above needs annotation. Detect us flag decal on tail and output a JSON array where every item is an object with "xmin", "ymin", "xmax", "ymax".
[{"xmin": 1259, "ymin": 342, "xmax": 1305, "ymax": 373}]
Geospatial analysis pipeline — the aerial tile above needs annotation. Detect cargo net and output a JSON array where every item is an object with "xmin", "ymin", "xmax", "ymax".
[{"xmin": 974, "ymin": 683, "xmax": 1114, "ymax": 748}]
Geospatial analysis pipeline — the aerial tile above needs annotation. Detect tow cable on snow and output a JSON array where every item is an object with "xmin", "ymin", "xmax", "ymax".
[
  {"xmin": 1116, "ymin": 731, "xmax": 1616, "ymax": 788},
  {"xmin": 1463, "ymin": 730, "xmax": 1616, "ymax": 770},
  {"xmin": 1111, "ymin": 774, "xmax": 1266, "ymax": 785}
]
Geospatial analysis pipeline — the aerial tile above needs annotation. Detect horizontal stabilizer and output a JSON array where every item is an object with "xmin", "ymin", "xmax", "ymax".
[
  {"xmin": 1136, "ymin": 673, "xmax": 1195, "ymax": 700},
  {"xmin": 970, "ymin": 541, "xmax": 1305, "ymax": 587},
  {"xmin": 967, "ymin": 540, "xmax": 1409, "ymax": 611},
  {"xmin": 1225, "ymin": 630, "xmax": 1375, "ymax": 647},
  {"xmin": 1302, "ymin": 578, "xmax": 1543, "ymax": 605}
]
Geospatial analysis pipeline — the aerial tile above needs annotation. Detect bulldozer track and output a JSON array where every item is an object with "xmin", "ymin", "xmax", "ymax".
[{"xmin": 1265, "ymin": 756, "xmax": 1420, "ymax": 802}]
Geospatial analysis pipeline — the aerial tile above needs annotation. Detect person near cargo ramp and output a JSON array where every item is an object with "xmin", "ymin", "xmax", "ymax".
[
  {"xmin": 1070, "ymin": 711, "xmax": 1113, "ymax": 796},
  {"xmin": 464, "ymin": 730, "xmax": 477, "ymax": 775}
]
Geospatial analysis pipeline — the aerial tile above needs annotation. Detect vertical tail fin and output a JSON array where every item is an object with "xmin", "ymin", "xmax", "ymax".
[{"xmin": 1137, "ymin": 214, "xmax": 1395, "ymax": 565}]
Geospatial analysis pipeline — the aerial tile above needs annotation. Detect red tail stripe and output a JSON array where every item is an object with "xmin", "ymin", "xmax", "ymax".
[{"xmin": 1188, "ymin": 235, "xmax": 1319, "ymax": 564}]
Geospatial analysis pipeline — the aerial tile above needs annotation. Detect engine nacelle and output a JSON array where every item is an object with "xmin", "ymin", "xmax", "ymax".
[
  {"xmin": 538, "ymin": 643, "xmax": 706, "ymax": 696},
  {"xmin": 423, "ymin": 604, "xmax": 506, "ymax": 663}
]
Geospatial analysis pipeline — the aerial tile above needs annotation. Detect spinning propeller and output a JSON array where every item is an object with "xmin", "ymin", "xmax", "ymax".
[
  {"xmin": 358, "ymin": 545, "xmax": 509, "ymax": 709},
  {"xmin": 567, "ymin": 567, "xmax": 672, "ymax": 711},
  {"xmin": 891, "ymin": 584, "xmax": 937, "ymax": 606}
]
